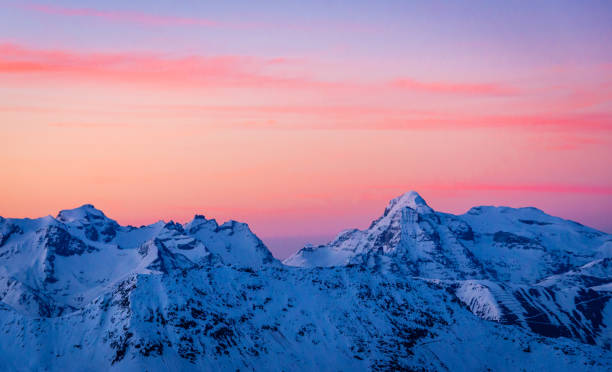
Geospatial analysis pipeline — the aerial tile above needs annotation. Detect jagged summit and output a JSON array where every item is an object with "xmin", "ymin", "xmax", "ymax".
[
  {"xmin": 56, "ymin": 204, "xmax": 109, "ymax": 223},
  {"xmin": 389, "ymin": 190, "xmax": 428, "ymax": 207},
  {"xmin": 284, "ymin": 191, "xmax": 440, "ymax": 268},
  {"xmin": 383, "ymin": 191, "xmax": 432, "ymax": 216},
  {"xmin": 0, "ymin": 204, "xmax": 277, "ymax": 311}
]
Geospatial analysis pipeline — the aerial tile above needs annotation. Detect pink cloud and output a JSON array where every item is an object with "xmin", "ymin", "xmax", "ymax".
[
  {"xmin": 0, "ymin": 42, "xmax": 518, "ymax": 98},
  {"xmin": 348, "ymin": 112, "xmax": 612, "ymax": 132},
  {"xmin": 455, "ymin": 184, "xmax": 612, "ymax": 195},
  {"xmin": 0, "ymin": 42, "xmax": 292, "ymax": 88},
  {"xmin": 389, "ymin": 78, "xmax": 517, "ymax": 96},
  {"xmin": 538, "ymin": 135, "xmax": 608, "ymax": 151},
  {"xmin": 47, "ymin": 122, "xmax": 142, "ymax": 129},
  {"xmin": 215, "ymin": 110, "xmax": 612, "ymax": 132},
  {"xmin": 466, "ymin": 113, "xmax": 612, "ymax": 131}
]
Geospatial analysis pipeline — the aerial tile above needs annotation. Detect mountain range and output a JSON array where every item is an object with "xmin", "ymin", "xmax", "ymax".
[{"xmin": 0, "ymin": 192, "xmax": 610, "ymax": 371}]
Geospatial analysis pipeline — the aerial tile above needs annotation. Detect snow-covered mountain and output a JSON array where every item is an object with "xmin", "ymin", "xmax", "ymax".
[
  {"xmin": 0, "ymin": 194, "xmax": 610, "ymax": 371},
  {"xmin": 285, "ymin": 191, "xmax": 612, "ymax": 349},
  {"xmin": 285, "ymin": 192, "xmax": 608, "ymax": 280}
]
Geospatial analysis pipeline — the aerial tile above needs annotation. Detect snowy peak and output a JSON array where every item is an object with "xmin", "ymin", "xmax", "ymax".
[
  {"xmin": 285, "ymin": 191, "xmax": 439, "ymax": 268},
  {"xmin": 181, "ymin": 213, "xmax": 277, "ymax": 267},
  {"xmin": 184, "ymin": 214, "xmax": 219, "ymax": 233},
  {"xmin": 285, "ymin": 191, "xmax": 610, "ymax": 283},
  {"xmin": 56, "ymin": 204, "xmax": 111, "ymax": 223},
  {"xmin": 188, "ymin": 219, "xmax": 278, "ymax": 268},
  {"xmin": 0, "ymin": 205, "xmax": 278, "ymax": 313},
  {"xmin": 56, "ymin": 204, "xmax": 120, "ymax": 244},
  {"xmin": 383, "ymin": 191, "xmax": 432, "ymax": 216}
]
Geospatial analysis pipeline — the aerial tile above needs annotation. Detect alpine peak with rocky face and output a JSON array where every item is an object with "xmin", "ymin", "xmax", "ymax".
[
  {"xmin": 285, "ymin": 191, "xmax": 612, "ymax": 350},
  {"xmin": 285, "ymin": 191, "xmax": 609, "ymax": 282},
  {"xmin": 0, "ymin": 195, "xmax": 610, "ymax": 371}
]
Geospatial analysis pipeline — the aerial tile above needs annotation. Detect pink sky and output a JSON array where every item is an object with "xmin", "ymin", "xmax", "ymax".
[{"xmin": 0, "ymin": 1, "xmax": 611, "ymax": 257}]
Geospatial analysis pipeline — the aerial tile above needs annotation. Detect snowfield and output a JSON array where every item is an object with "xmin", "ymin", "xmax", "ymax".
[{"xmin": 0, "ymin": 192, "xmax": 610, "ymax": 371}]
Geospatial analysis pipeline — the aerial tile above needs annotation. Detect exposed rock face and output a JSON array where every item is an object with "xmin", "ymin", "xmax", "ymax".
[{"xmin": 0, "ymin": 195, "xmax": 610, "ymax": 371}]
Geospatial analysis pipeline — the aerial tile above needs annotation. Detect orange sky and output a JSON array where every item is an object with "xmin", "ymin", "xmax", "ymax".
[{"xmin": 1, "ymin": 2, "xmax": 611, "ymax": 257}]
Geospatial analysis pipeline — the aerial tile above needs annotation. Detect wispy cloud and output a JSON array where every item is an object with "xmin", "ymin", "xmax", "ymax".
[
  {"xmin": 0, "ymin": 42, "xmax": 516, "ymax": 97},
  {"xmin": 47, "ymin": 122, "xmax": 142, "ymax": 129},
  {"xmin": 389, "ymin": 78, "xmax": 517, "ymax": 96},
  {"xmin": 216, "ymin": 110, "xmax": 612, "ymax": 132},
  {"xmin": 457, "ymin": 184, "xmax": 612, "ymax": 195},
  {"xmin": 0, "ymin": 42, "xmax": 294, "ymax": 88},
  {"xmin": 538, "ymin": 135, "xmax": 608, "ymax": 151}
]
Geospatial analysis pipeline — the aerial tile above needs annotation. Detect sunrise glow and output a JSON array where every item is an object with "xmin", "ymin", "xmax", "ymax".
[{"xmin": 1, "ymin": 1, "xmax": 610, "ymax": 257}]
